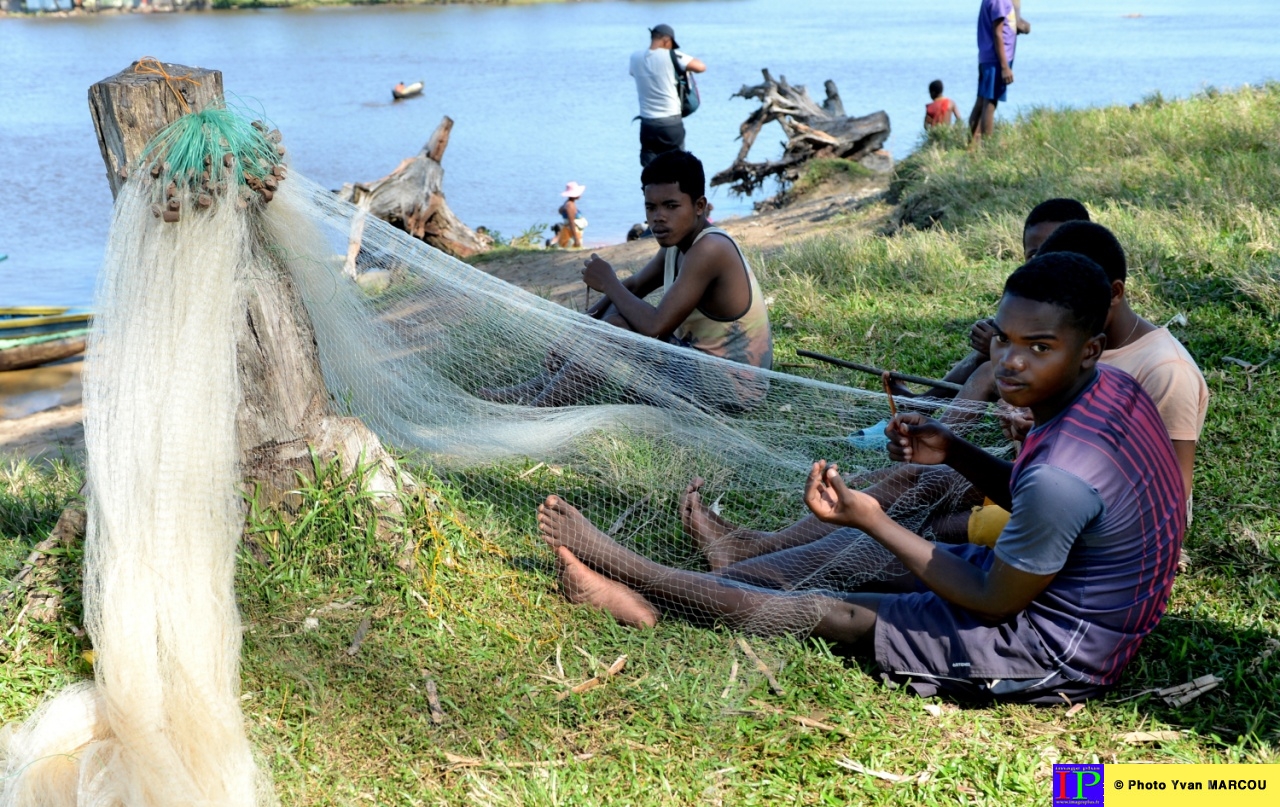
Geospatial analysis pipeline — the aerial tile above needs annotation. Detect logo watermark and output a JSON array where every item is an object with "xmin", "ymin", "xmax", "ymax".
[{"xmin": 1053, "ymin": 764, "xmax": 1105, "ymax": 806}]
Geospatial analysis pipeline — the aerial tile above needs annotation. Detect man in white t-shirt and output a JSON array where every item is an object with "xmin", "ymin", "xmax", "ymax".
[{"xmin": 630, "ymin": 24, "xmax": 706, "ymax": 167}]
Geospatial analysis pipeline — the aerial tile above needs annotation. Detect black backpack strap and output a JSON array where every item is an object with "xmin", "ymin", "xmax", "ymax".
[{"xmin": 669, "ymin": 47, "xmax": 684, "ymax": 76}]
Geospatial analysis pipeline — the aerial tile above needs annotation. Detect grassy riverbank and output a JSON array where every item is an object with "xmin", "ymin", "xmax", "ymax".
[{"xmin": 2, "ymin": 85, "xmax": 1278, "ymax": 804}]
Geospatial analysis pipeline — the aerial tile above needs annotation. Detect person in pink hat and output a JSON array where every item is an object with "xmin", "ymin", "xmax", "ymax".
[{"xmin": 550, "ymin": 181, "xmax": 587, "ymax": 249}]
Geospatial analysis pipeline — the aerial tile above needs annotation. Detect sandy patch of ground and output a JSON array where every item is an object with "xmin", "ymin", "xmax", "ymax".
[{"xmin": 0, "ymin": 404, "xmax": 85, "ymax": 463}]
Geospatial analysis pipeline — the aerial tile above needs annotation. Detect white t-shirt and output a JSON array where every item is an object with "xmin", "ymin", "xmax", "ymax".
[{"xmin": 630, "ymin": 48, "xmax": 694, "ymax": 120}]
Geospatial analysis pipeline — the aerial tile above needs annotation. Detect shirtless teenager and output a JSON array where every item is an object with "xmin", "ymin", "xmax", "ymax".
[{"xmin": 479, "ymin": 151, "xmax": 770, "ymax": 407}]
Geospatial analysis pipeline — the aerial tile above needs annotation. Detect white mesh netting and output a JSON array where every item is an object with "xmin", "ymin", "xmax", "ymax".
[{"xmin": 1, "ymin": 111, "xmax": 1005, "ymax": 805}]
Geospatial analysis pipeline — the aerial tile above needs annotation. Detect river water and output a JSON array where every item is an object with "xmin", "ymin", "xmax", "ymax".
[{"xmin": 1, "ymin": 0, "xmax": 1277, "ymax": 307}]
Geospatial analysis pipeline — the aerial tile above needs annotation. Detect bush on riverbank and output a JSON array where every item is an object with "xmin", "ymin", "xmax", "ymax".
[{"xmin": 2, "ymin": 86, "xmax": 1277, "ymax": 804}]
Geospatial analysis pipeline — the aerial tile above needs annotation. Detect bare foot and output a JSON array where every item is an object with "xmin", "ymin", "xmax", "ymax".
[
  {"xmin": 555, "ymin": 546, "xmax": 657, "ymax": 628},
  {"xmin": 680, "ymin": 477, "xmax": 754, "ymax": 570},
  {"xmin": 538, "ymin": 495, "xmax": 643, "ymax": 575}
]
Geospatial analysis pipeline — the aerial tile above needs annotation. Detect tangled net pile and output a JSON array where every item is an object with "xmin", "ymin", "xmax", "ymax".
[{"xmin": 0, "ymin": 108, "xmax": 1002, "ymax": 805}]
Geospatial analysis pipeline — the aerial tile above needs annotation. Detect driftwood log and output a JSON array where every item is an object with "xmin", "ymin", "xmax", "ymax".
[
  {"xmin": 338, "ymin": 117, "xmax": 492, "ymax": 259},
  {"xmin": 0, "ymin": 336, "xmax": 88, "ymax": 372},
  {"xmin": 712, "ymin": 69, "xmax": 891, "ymax": 196},
  {"xmin": 87, "ymin": 61, "xmax": 407, "ymax": 517}
]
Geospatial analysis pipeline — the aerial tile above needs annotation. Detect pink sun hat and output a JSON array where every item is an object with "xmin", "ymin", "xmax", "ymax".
[{"xmin": 560, "ymin": 181, "xmax": 586, "ymax": 198}]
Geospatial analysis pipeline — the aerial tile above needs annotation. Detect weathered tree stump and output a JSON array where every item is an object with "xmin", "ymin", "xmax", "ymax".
[
  {"xmin": 338, "ymin": 116, "xmax": 492, "ymax": 259},
  {"xmin": 87, "ymin": 60, "xmax": 405, "ymax": 517},
  {"xmin": 88, "ymin": 62, "xmax": 225, "ymax": 198},
  {"xmin": 712, "ymin": 69, "xmax": 892, "ymax": 196}
]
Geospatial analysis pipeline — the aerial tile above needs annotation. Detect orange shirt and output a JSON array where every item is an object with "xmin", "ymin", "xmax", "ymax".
[{"xmin": 925, "ymin": 97, "xmax": 955, "ymax": 126}]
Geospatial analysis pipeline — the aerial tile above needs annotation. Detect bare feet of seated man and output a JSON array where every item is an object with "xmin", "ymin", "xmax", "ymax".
[
  {"xmin": 540, "ymin": 498, "xmax": 659, "ymax": 628},
  {"xmin": 679, "ymin": 477, "xmax": 758, "ymax": 571}
]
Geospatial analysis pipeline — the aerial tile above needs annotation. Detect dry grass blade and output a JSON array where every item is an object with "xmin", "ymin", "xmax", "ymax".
[
  {"xmin": 556, "ymin": 655, "xmax": 627, "ymax": 700},
  {"xmin": 1158, "ymin": 674, "xmax": 1222, "ymax": 707},
  {"xmin": 345, "ymin": 616, "xmax": 371, "ymax": 657},
  {"xmin": 516, "ymin": 462, "xmax": 545, "ymax": 479},
  {"xmin": 423, "ymin": 674, "xmax": 445, "ymax": 724},
  {"xmin": 720, "ymin": 658, "xmax": 739, "ymax": 699},
  {"xmin": 1117, "ymin": 730, "xmax": 1182, "ymax": 744},
  {"xmin": 748, "ymin": 699, "xmax": 853, "ymax": 738},
  {"xmin": 606, "ymin": 494, "xmax": 651, "ymax": 537},
  {"xmin": 736, "ymin": 637, "xmax": 784, "ymax": 695},
  {"xmin": 835, "ymin": 757, "xmax": 926, "ymax": 784}
]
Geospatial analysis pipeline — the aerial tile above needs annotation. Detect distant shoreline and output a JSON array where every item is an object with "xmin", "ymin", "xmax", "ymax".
[{"xmin": 0, "ymin": 0, "xmax": 565, "ymax": 17}]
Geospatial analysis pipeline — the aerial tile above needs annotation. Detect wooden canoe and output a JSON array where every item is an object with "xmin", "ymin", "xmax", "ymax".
[
  {"xmin": 1, "ymin": 306, "xmax": 70, "ymax": 318},
  {"xmin": 0, "ymin": 311, "xmax": 93, "ymax": 338},
  {"xmin": 0, "ymin": 332, "xmax": 88, "ymax": 372}
]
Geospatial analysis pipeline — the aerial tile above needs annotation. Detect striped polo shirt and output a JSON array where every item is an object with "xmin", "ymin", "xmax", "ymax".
[{"xmin": 1008, "ymin": 365, "xmax": 1186, "ymax": 685}]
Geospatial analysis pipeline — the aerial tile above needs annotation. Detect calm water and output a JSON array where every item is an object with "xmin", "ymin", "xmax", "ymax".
[{"xmin": 1, "ymin": 0, "xmax": 1277, "ymax": 306}]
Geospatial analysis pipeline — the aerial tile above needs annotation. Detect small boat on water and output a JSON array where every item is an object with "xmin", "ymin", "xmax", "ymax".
[
  {"xmin": 0, "ymin": 329, "xmax": 89, "ymax": 372},
  {"xmin": 0, "ymin": 309, "xmax": 93, "ymax": 339},
  {"xmin": 392, "ymin": 81, "xmax": 424, "ymax": 101}
]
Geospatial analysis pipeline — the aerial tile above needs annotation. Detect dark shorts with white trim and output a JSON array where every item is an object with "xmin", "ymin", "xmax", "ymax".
[{"xmin": 873, "ymin": 543, "xmax": 1106, "ymax": 705}]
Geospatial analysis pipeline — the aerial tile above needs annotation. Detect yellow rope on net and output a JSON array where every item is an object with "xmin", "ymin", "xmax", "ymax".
[{"xmin": 133, "ymin": 57, "xmax": 201, "ymax": 115}]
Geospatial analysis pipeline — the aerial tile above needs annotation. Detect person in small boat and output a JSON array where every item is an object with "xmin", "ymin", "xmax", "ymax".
[{"xmin": 549, "ymin": 182, "xmax": 587, "ymax": 249}]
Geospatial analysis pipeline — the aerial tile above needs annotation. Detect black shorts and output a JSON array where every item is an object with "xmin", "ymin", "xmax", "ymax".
[{"xmin": 639, "ymin": 115, "xmax": 686, "ymax": 167}]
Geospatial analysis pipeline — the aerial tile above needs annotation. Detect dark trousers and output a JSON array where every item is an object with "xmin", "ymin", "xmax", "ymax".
[{"xmin": 639, "ymin": 115, "xmax": 686, "ymax": 167}]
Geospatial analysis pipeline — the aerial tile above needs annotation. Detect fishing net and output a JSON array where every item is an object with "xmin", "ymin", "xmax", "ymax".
[{"xmin": 0, "ymin": 108, "xmax": 1002, "ymax": 805}]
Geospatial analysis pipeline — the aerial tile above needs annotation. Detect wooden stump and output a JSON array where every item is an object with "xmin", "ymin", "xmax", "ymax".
[
  {"xmin": 712, "ymin": 69, "xmax": 892, "ymax": 196},
  {"xmin": 338, "ymin": 116, "xmax": 492, "ymax": 259},
  {"xmin": 89, "ymin": 61, "xmax": 225, "ymax": 198},
  {"xmin": 87, "ymin": 61, "xmax": 405, "ymax": 514}
]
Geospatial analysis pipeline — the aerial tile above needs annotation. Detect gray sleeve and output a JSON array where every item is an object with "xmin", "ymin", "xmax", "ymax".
[
  {"xmin": 674, "ymin": 50, "xmax": 694, "ymax": 70},
  {"xmin": 993, "ymin": 464, "xmax": 1103, "ymax": 575}
]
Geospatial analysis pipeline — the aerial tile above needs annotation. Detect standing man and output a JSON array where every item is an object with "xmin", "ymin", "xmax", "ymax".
[
  {"xmin": 969, "ymin": 0, "xmax": 1030, "ymax": 145},
  {"xmin": 630, "ymin": 24, "xmax": 706, "ymax": 168}
]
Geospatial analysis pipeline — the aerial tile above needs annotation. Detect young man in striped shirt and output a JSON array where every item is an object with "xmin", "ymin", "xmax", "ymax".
[{"xmin": 538, "ymin": 252, "xmax": 1186, "ymax": 703}]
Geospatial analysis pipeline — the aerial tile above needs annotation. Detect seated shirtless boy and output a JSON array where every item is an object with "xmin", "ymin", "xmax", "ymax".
[
  {"xmin": 480, "ymin": 151, "xmax": 771, "ymax": 407},
  {"xmin": 538, "ymin": 252, "xmax": 1186, "ymax": 703}
]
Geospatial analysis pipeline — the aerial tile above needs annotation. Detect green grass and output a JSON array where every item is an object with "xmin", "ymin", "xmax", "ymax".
[
  {"xmin": 787, "ymin": 157, "xmax": 876, "ymax": 199},
  {"xmin": 3, "ymin": 85, "xmax": 1279, "ymax": 804}
]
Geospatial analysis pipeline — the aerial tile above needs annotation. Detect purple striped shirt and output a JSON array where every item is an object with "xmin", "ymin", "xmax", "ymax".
[{"xmin": 1011, "ymin": 365, "xmax": 1186, "ymax": 685}]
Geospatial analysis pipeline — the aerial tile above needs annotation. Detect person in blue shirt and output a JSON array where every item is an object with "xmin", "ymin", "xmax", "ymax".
[{"xmin": 969, "ymin": 0, "xmax": 1030, "ymax": 145}]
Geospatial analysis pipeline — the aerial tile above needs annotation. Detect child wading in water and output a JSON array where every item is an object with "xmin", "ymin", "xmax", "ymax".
[
  {"xmin": 538, "ymin": 252, "xmax": 1186, "ymax": 704},
  {"xmin": 924, "ymin": 79, "xmax": 961, "ymax": 128}
]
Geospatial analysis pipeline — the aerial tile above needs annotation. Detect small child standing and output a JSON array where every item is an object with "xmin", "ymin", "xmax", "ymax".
[{"xmin": 924, "ymin": 80, "xmax": 961, "ymax": 128}]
